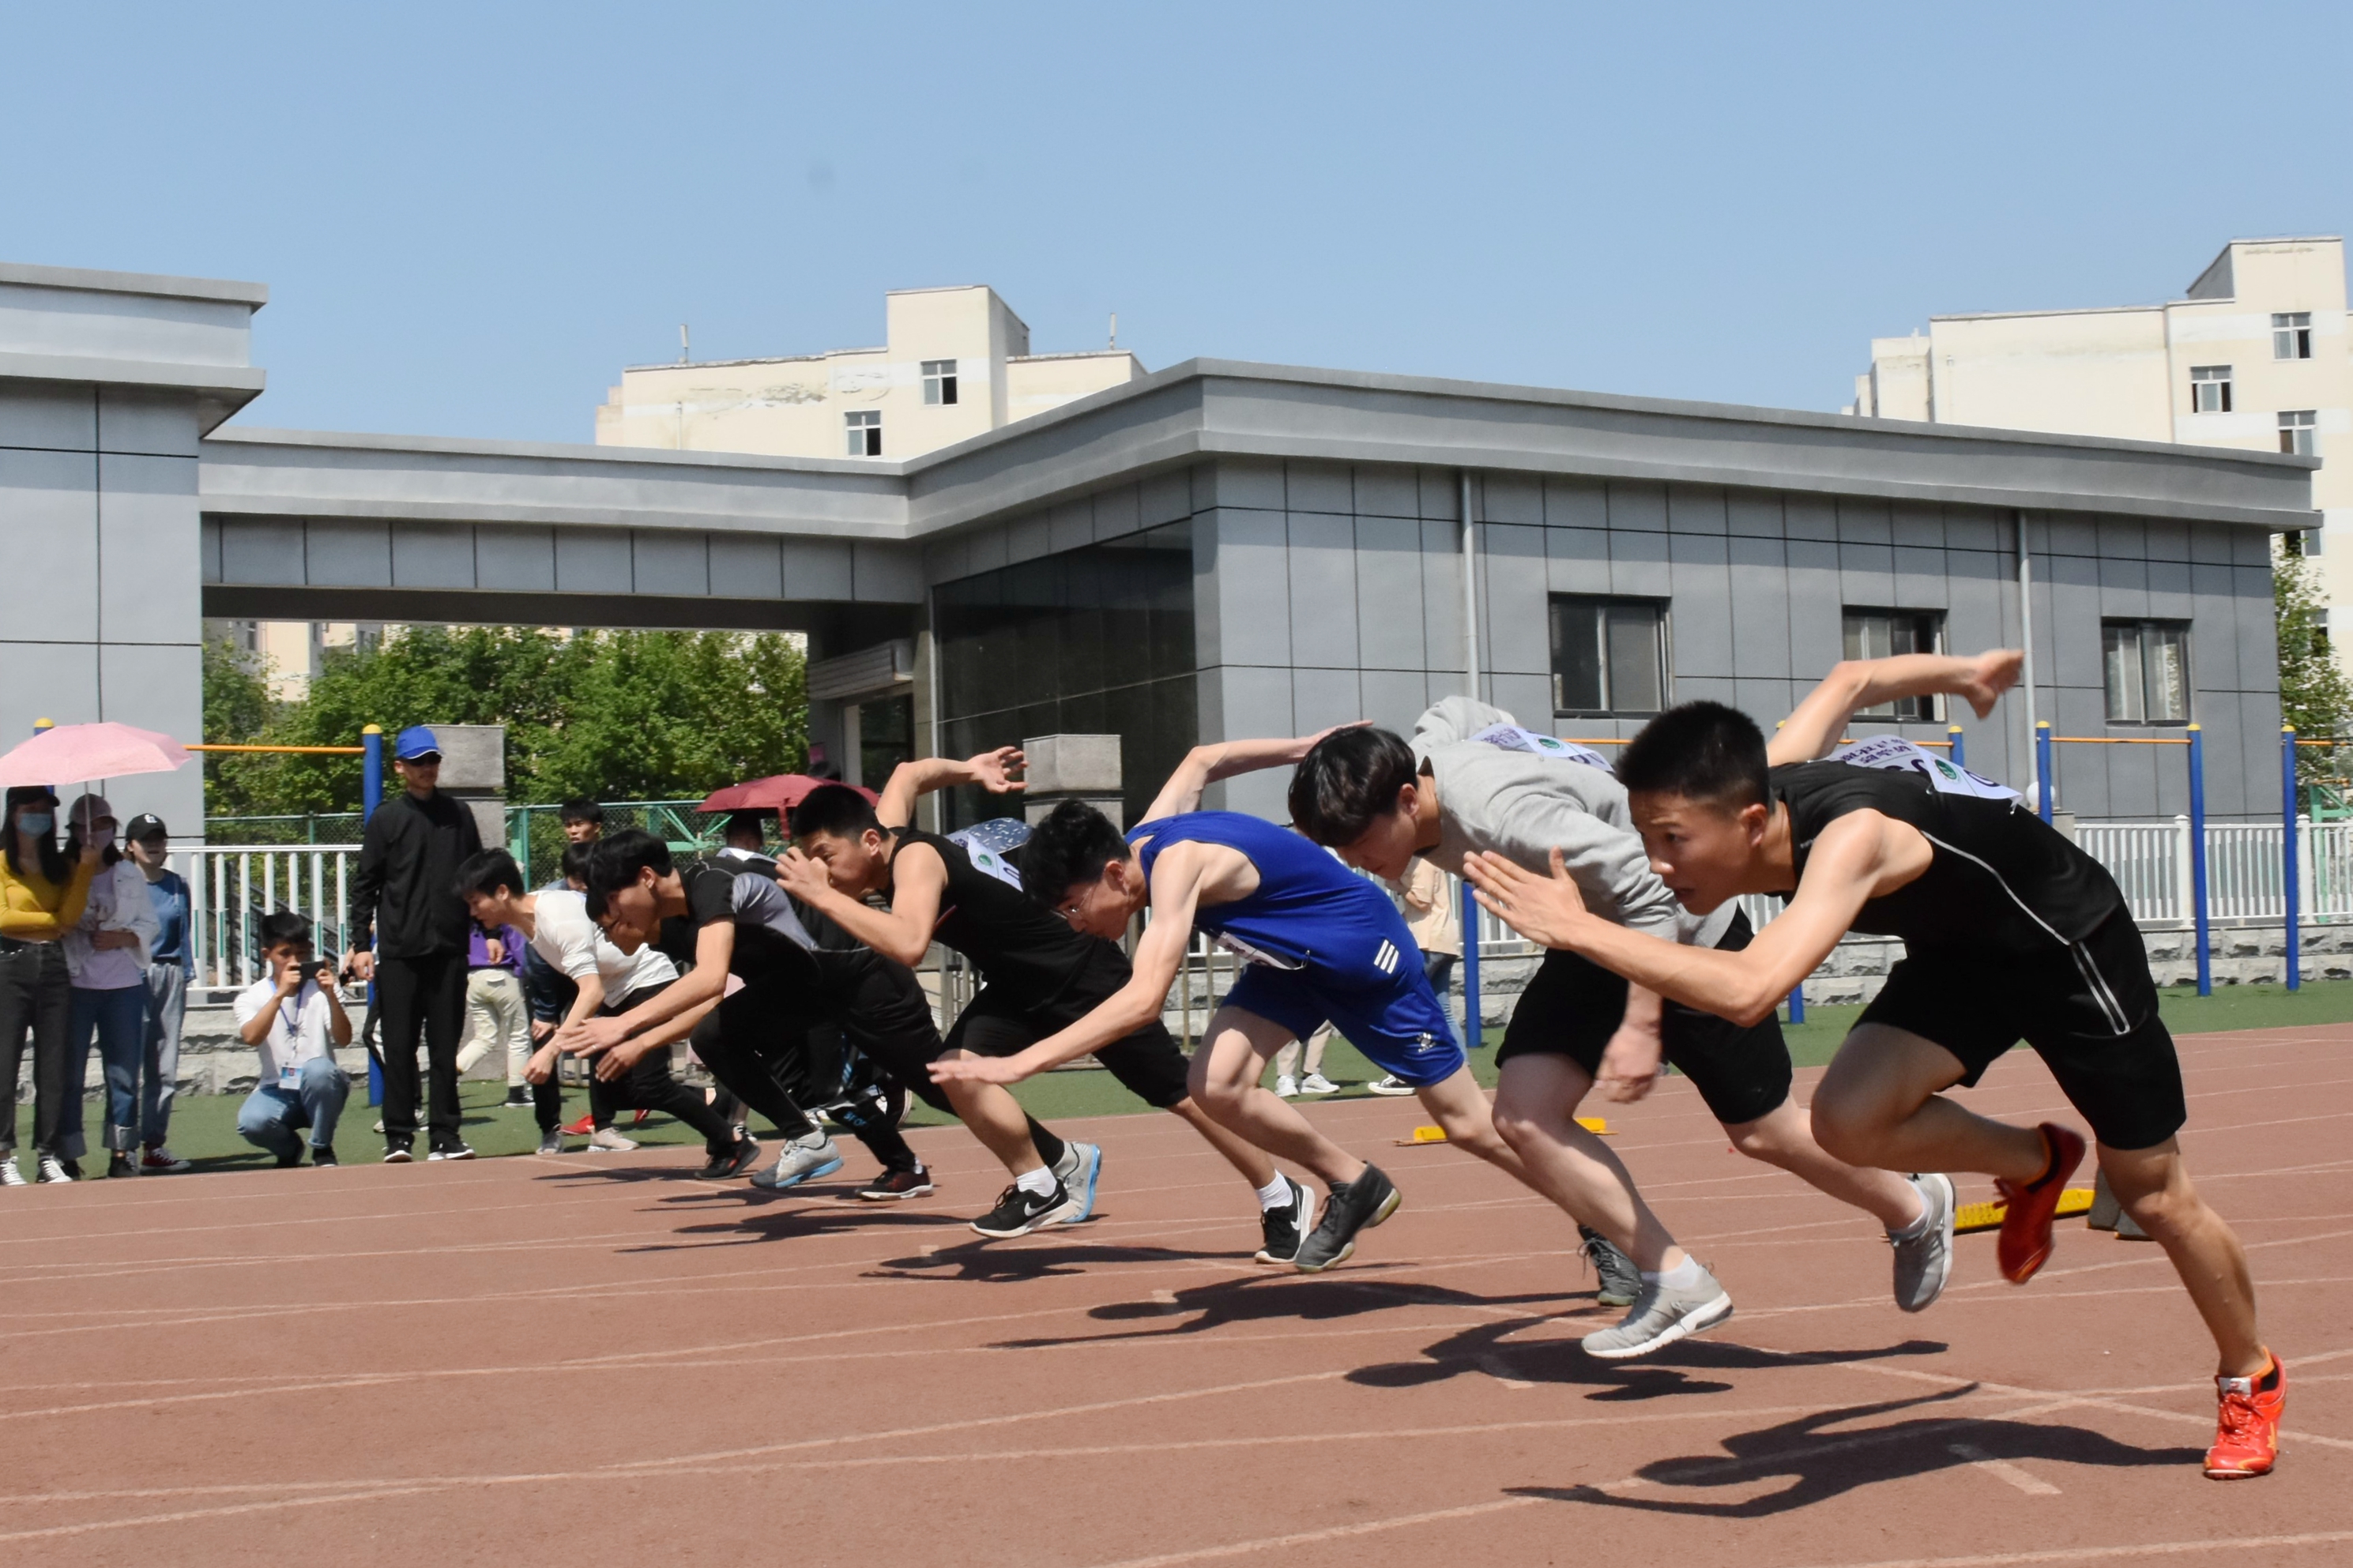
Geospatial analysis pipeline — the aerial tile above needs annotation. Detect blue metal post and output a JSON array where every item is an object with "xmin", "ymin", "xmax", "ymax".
[
  {"xmin": 2035, "ymin": 722, "xmax": 2054, "ymax": 822},
  {"xmin": 1459, "ymin": 878, "xmax": 1481, "ymax": 1051},
  {"xmin": 1786, "ymin": 982, "xmax": 1805, "ymax": 1025},
  {"xmin": 2284, "ymin": 725, "xmax": 2301, "ymax": 992},
  {"xmin": 1947, "ymin": 724, "xmax": 1964, "ymax": 772},
  {"xmin": 2189, "ymin": 725, "xmax": 2211, "ymax": 997},
  {"xmin": 362, "ymin": 725, "xmax": 384, "ymax": 1106}
]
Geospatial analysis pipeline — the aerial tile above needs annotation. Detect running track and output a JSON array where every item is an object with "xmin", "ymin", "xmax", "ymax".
[{"xmin": 4, "ymin": 1024, "xmax": 2347, "ymax": 1566}]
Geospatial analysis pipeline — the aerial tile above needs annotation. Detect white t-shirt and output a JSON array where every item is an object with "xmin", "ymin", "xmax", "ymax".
[
  {"xmin": 530, "ymin": 889, "xmax": 678, "ymax": 1001},
  {"xmin": 234, "ymin": 976, "xmax": 339, "ymax": 1087}
]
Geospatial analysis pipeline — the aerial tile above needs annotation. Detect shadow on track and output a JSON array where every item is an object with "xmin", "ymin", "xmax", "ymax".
[
  {"xmin": 1351, "ymin": 1319, "xmax": 1948, "ymax": 1401},
  {"xmin": 1512, "ymin": 1386, "xmax": 2198, "ymax": 1516},
  {"xmin": 990, "ymin": 1273, "xmax": 1587, "ymax": 1348}
]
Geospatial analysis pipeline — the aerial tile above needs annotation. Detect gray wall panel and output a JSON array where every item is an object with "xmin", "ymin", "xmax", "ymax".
[
  {"xmin": 1543, "ymin": 476, "xmax": 1607, "ymax": 530},
  {"xmin": 1286, "ymin": 511, "xmax": 1359, "ymax": 668},
  {"xmin": 1482, "ymin": 523, "xmax": 1549, "ymax": 676},
  {"xmin": 1, "ymin": 447, "xmax": 98, "ymax": 638},
  {"xmin": 1727, "ymin": 535, "xmax": 1790, "ymax": 679},
  {"xmin": 1353, "ymin": 515, "xmax": 1425, "ymax": 671},
  {"xmin": 391, "ymin": 522, "xmax": 477, "ymax": 590},
  {"xmin": 708, "ymin": 534, "xmax": 783, "ymax": 600},
  {"xmin": 1207, "ymin": 508, "xmax": 1293, "ymax": 667},
  {"xmin": 632, "ymin": 531, "xmax": 710, "ymax": 597},
  {"xmin": 782, "ymin": 538, "xmax": 855, "ymax": 600},
  {"xmin": 96, "ymin": 453, "xmax": 200, "ymax": 642},
  {"xmin": 1286, "ymin": 460, "xmax": 1352, "ymax": 516},
  {"xmin": 1668, "ymin": 532, "xmax": 1733, "ymax": 678},
  {"xmin": 475, "ymin": 525, "xmax": 555, "ymax": 592}
]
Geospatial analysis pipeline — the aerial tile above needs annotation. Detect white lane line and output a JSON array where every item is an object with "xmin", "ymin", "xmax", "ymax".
[{"xmin": 1946, "ymin": 1442, "xmax": 2059, "ymax": 1495}]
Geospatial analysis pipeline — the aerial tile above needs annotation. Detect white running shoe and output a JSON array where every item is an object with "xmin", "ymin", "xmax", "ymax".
[
  {"xmin": 36, "ymin": 1155, "xmax": 74, "ymax": 1184},
  {"xmin": 1366, "ymin": 1075, "xmax": 1414, "ymax": 1096},
  {"xmin": 1274, "ymin": 1075, "xmax": 1300, "ymax": 1099},
  {"xmin": 1049, "ymin": 1140, "xmax": 1104, "ymax": 1224},
  {"xmin": 750, "ymin": 1131, "xmax": 844, "ymax": 1190},
  {"xmin": 586, "ymin": 1126, "xmax": 638, "ymax": 1152},
  {"xmin": 1298, "ymin": 1072, "xmax": 1338, "ymax": 1096},
  {"xmin": 0, "ymin": 1156, "xmax": 24, "ymax": 1186},
  {"xmin": 1581, "ymin": 1265, "xmax": 1734, "ymax": 1360},
  {"xmin": 1891, "ymin": 1172, "xmax": 1956, "ymax": 1313}
]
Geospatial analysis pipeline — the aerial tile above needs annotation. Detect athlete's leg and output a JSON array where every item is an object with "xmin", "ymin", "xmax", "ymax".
[
  {"xmin": 1811, "ymin": 1022, "xmax": 2049, "ymax": 1183},
  {"xmin": 1725, "ymin": 1097, "xmax": 1923, "ymax": 1230},
  {"xmin": 1489, "ymin": 1052, "xmax": 1687, "ymax": 1273},
  {"xmin": 1090, "ymin": 1022, "xmax": 1279, "ymax": 1190},
  {"xmin": 1188, "ymin": 1006, "xmax": 1364, "ymax": 1187},
  {"xmin": 1164, "ymin": 1095, "xmax": 1277, "ymax": 1187},
  {"xmin": 936, "ymin": 1072, "xmax": 1050, "ymax": 1177},
  {"xmin": 2098, "ymin": 1137, "xmax": 2265, "ymax": 1376}
]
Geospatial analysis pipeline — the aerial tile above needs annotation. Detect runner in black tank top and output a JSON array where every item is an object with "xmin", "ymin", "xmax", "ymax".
[{"xmin": 1463, "ymin": 649, "xmax": 2282, "ymax": 1479}]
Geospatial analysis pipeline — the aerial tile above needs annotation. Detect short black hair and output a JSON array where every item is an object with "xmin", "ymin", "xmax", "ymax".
[
  {"xmin": 791, "ymin": 784, "xmax": 879, "ymax": 842},
  {"xmin": 1618, "ymin": 701, "xmax": 1771, "ymax": 810},
  {"xmin": 558, "ymin": 797, "xmax": 605, "ymax": 826},
  {"xmin": 455, "ymin": 848, "xmax": 526, "ymax": 902},
  {"xmin": 258, "ymin": 910, "xmax": 313, "ymax": 949},
  {"xmin": 584, "ymin": 828, "xmax": 672, "ymax": 918},
  {"xmin": 722, "ymin": 808, "xmax": 772, "ymax": 844},
  {"xmin": 559, "ymin": 841, "xmax": 595, "ymax": 886},
  {"xmin": 1020, "ymin": 799, "xmax": 1131, "ymax": 903},
  {"xmin": 1289, "ymin": 726, "xmax": 1418, "ymax": 846}
]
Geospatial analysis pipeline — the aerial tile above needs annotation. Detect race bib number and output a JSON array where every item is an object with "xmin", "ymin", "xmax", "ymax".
[
  {"xmin": 1470, "ymin": 723, "xmax": 1617, "ymax": 775},
  {"xmin": 947, "ymin": 818, "xmax": 1030, "ymax": 891},
  {"xmin": 1830, "ymin": 735, "xmax": 2020, "ymax": 803}
]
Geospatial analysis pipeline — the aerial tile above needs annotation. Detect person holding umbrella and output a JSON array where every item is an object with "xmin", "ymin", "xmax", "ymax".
[
  {"xmin": 62, "ymin": 795, "xmax": 160, "ymax": 1179},
  {"xmin": 0, "ymin": 786, "xmax": 100, "ymax": 1183}
]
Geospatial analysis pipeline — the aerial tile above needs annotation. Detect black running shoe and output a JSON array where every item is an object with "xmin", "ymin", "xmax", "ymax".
[
  {"xmin": 1579, "ymin": 1224, "xmax": 1640, "ymax": 1307},
  {"xmin": 970, "ymin": 1179, "xmax": 1071, "ymax": 1239},
  {"xmin": 858, "ymin": 1168, "xmax": 937, "ymax": 1201},
  {"xmin": 311, "ymin": 1146, "xmax": 339, "ymax": 1168},
  {"xmin": 383, "ymin": 1138, "xmax": 414, "ymax": 1164},
  {"xmin": 1254, "ymin": 1175, "xmax": 1317, "ymax": 1265},
  {"xmin": 696, "ymin": 1136, "xmax": 762, "ymax": 1180},
  {"xmin": 1292, "ymin": 1164, "xmax": 1402, "ymax": 1273}
]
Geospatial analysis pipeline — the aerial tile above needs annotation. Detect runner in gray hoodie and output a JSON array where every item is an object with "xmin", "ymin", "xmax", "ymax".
[{"xmin": 1267, "ymin": 699, "xmax": 1952, "ymax": 1356}]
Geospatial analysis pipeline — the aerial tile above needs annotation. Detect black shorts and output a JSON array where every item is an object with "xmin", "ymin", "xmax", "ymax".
[
  {"xmin": 1496, "ymin": 909, "xmax": 1794, "ymax": 1127},
  {"xmin": 946, "ymin": 949, "xmax": 1192, "ymax": 1111},
  {"xmin": 1857, "ymin": 910, "xmax": 2185, "ymax": 1152}
]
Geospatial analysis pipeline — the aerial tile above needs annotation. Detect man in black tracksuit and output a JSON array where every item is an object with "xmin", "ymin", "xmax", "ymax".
[{"xmin": 347, "ymin": 726, "xmax": 484, "ymax": 1161}]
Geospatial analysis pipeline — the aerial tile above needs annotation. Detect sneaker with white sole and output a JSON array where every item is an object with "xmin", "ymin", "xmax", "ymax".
[
  {"xmin": 140, "ymin": 1146, "xmax": 192, "ymax": 1174},
  {"xmin": 585, "ymin": 1126, "xmax": 638, "ymax": 1153},
  {"xmin": 1891, "ymin": 1171, "xmax": 1956, "ymax": 1313},
  {"xmin": 1254, "ymin": 1175, "xmax": 1317, "ymax": 1265},
  {"xmin": 37, "ymin": 1155, "xmax": 74, "ymax": 1183},
  {"xmin": 1293, "ymin": 1164, "xmax": 1402, "ymax": 1272},
  {"xmin": 696, "ymin": 1135, "xmax": 762, "ymax": 1180},
  {"xmin": 970, "ymin": 1178, "xmax": 1071, "ymax": 1239},
  {"xmin": 1274, "ymin": 1074, "xmax": 1300, "ymax": 1098},
  {"xmin": 1580, "ymin": 1264, "xmax": 1734, "ymax": 1360},
  {"xmin": 1579, "ymin": 1225, "xmax": 1641, "ymax": 1308},
  {"xmin": 0, "ymin": 1155, "xmax": 24, "ymax": 1186},
  {"xmin": 427, "ymin": 1142, "xmax": 476, "ymax": 1161},
  {"xmin": 1049, "ymin": 1140, "xmax": 1103, "ymax": 1224},
  {"xmin": 750, "ymin": 1131, "xmax": 843, "ymax": 1190},
  {"xmin": 1365, "ymin": 1075, "xmax": 1414, "ymax": 1097},
  {"xmin": 536, "ymin": 1128, "xmax": 566, "ymax": 1156},
  {"xmin": 1298, "ymin": 1072, "xmax": 1338, "ymax": 1096}
]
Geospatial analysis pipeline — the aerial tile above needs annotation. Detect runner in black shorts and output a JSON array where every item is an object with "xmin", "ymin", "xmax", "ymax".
[
  {"xmin": 777, "ymin": 761, "xmax": 1311, "ymax": 1263},
  {"xmin": 575, "ymin": 829, "xmax": 1094, "ymax": 1238},
  {"xmin": 1465, "ymin": 648, "xmax": 2283, "ymax": 1480}
]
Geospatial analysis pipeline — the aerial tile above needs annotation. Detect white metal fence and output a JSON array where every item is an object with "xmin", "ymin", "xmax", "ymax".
[
  {"xmin": 175, "ymin": 845, "xmax": 360, "ymax": 992},
  {"xmin": 2076, "ymin": 817, "xmax": 2353, "ymax": 928}
]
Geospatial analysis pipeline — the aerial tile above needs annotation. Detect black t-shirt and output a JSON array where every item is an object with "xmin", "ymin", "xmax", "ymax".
[
  {"xmin": 1771, "ymin": 760, "xmax": 2127, "ymax": 954},
  {"xmin": 892, "ymin": 825, "xmax": 1110, "ymax": 1008},
  {"xmin": 673, "ymin": 862, "xmax": 819, "ymax": 982}
]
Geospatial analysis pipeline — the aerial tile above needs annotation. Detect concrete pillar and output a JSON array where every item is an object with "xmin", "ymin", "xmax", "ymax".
[
  {"xmin": 1022, "ymin": 733, "xmax": 1124, "ymax": 829},
  {"xmin": 431, "ymin": 723, "xmax": 507, "ymax": 848}
]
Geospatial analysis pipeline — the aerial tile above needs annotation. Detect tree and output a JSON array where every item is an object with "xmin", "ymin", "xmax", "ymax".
[
  {"xmin": 2275, "ymin": 536, "xmax": 2352, "ymax": 790},
  {"xmin": 198, "ymin": 637, "xmax": 279, "ymax": 820}
]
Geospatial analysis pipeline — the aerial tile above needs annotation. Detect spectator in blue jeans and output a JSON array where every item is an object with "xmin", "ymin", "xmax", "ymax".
[
  {"xmin": 63, "ymin": 795, "xmax": 160, "ymax": 1179},
  {"xmin": 235, "ymin": 912, "xmax": 352, "ymax": 1168},
  {"xmin": 125, "ymin": 814, "xmax": 194, "ymax": 1173}
]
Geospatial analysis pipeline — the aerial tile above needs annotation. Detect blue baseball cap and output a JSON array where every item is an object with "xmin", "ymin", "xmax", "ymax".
[{"xmin": 393, "ymin": 725, "xmax": 442, "ymax": 761}]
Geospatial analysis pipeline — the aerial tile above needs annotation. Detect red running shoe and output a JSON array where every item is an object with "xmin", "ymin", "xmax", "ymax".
[
  {"xmin": 2207, "ymin": 1355, "xmax": 2286, "ymax": 1479},
  {"xmin": 1994, "ymin": 1122, "xmax": 2085, "ymax": 1284},
  {"xmin": 560, "ymin": 1111, "xmax": 595, "ymax": 1137}
]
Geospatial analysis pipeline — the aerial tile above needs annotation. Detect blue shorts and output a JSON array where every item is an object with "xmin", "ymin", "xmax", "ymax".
[{"xmin": 1222, "ymin": 961, "xmax": 1466, "ymax": 1089}]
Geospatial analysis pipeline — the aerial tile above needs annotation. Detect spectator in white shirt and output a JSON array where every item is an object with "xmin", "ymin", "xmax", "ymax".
[{"xmin": 234, "ymin": 912, "xmax": 353, "ymax": 1168}]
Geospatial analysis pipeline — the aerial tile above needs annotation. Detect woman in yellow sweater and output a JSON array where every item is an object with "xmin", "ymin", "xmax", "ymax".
[{"xmin": 0, "ymin": 786, "xmax": 100, "ymax": 1183}]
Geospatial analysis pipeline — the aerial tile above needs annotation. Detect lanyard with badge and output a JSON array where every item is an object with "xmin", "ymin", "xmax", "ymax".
[{"xmin": 277, "ymin": 983, "xmax": 312, "ymax": 1089}]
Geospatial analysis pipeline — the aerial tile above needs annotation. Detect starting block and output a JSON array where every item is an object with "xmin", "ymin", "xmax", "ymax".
[
  {"xmin": 1400, "ymin": 1117, "xmax": 1606, "ymax": 1146},
  {"xmin": 1952, "ymin": 1187, "xmax": 2095, "ymax": 1235}
]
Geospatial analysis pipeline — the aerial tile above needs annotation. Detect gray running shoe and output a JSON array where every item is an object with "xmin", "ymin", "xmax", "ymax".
[
  {"xmin": 750, "ymin": 1131, "xmax": 843, "ymax": 1191},
  {"xmin": 1049, "ymin": 1140, "xmax": 1103, "ymax": 1224},
  {"xmin": 1579, "ymin": 1225, "xmax": 1641, "ymax": 1308},
  {"xmin": 1580, "ymin": 1265, "xmax": 1734, "ymax": 1360},
  {"xmin": 1292, "ymin": 1164, "xmax": 1402, "ymax": 1273},
  {"xmin": 536, "ymin": 1128, "xmax": 565, "ymax": 1156},
  {"xmin": 1892, "ymin": 1171, "xmax": 1956, "ymax": 1313}
]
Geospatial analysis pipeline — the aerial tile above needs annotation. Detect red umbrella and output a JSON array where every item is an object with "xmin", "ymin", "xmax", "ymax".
[{"xmin": 697, "ymin": 773, "xmax": 877, "ymax": 813}]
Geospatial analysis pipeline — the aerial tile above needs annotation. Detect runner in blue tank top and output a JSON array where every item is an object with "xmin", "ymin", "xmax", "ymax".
[{"xmin": 934, "ymin": 728, "xmax": 1591, "ymax": 1275}]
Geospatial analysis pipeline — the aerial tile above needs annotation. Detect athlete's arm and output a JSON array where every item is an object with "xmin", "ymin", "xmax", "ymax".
[
  {"xmin": 589, "ymin": 994, "xmax": 720, "ymax": 1081},
  {"xmin": 1463, "ymin": 819, "xmax": 1899, "ymax": 1027},
  {"xmin": 875, "ymin": 747, "xmax": 1023, "ymax": 831},
  {"xmin": 1139, "ymin": 724, "xmax": 1369, "ymax": 824},
  {"xmin": 560, "ymin": 922, "xmax": 732, "ymax": 1051},
  {"xmin": 1596, "ymin": 984, "xmax": 1666, "ymax": 1103},
  {"xmin": 928, "ymin": 844, "xmax": 1212, "ymax": 1086},
  {"xmin": 1770, "ymin": 649, "xmax": 2023, "ymax": 765},
  {"xmin": 774, "ymin": 840, "xmax": 946, "ymax": 968}
]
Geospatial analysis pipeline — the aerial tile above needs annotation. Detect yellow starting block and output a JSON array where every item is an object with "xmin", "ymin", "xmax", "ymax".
[
  {"xmin": 1401, "ymin": 1117, "xmax": 1606, "ymax": 1146},
  {"xmin": 1952, "ymin": 1187, "xmax": 2095, "ymax": 1235}
]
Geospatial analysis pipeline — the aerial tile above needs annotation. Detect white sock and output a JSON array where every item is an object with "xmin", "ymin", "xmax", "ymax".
[
  {"xmin": 1255, "ymin": 1175, "xmax": 1294, "ymax": 1212},
  {"xmin": 1641, "ymin": 1257, "xmax": 1704, "ymax": 1290},
  {"xmin": 1015, "ymin": 1166, "xmax": 1057, "ymax": 1198}
]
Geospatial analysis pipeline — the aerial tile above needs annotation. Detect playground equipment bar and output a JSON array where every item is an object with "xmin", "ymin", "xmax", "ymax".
[
  {"xmin": 188, "ymin": 743, "xmax": 367, "ymax": 755},
  {"xmin": 2036, "ymin": 720, "xmax": 2211, "ymax": 996}
]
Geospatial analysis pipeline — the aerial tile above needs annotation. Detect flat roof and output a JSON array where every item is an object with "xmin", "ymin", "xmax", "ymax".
[{"xmin": 0, "ymin": 261, "xmax": 268, "ymax": 307}]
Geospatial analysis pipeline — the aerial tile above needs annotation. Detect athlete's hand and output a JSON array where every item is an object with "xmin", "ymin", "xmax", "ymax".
[
  {"xmin": 963, "ymin": 746, "xmax": 1026, "ymax": 795},
  {"xmin": 594, "ymin": 1036, "xmax": 657, "ymax": 1082},
  {"xmin": 1596, "ymin": 1025, "xmax": 1663, "ymax": 1104},
  {"xmin": 1953, "ymin": 649, "xmax": 2024, "ymax": 719},
  {"xmin": 927, "ymin": 1052, "xmax": 1030, "ymax": 1089},
  {"xmin": 1463, "ymin": 847, "xmax": 1594, "ymax": 950},
  {"xmin": 523, "ymin": 1043, "xmax": 559, "ymax": 1086},
  {"xmin": 530, "ymin": 1019, "xmax": 556, "ymax": 1043},
  {"xmin": 773, "ymin": 846, "xmax": 834, "ymax": 904},
  {"xmin": 556, "ymin": 1014, "xmax": 631, "ymax": 1057}
]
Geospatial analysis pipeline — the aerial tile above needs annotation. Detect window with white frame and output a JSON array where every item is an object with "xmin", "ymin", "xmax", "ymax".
[
  {"xmin": 844, "ymin": 409, "xmax": 882, "ymax": 457},
  {"xmin": 922, "ymin": 359, "xmax": 959, "ymax": 406},
  {"xmin": 2273, "ymin": 312, "xmax": 2314, "ymax": 360},
  {"xmin": 1549, "ymin": 596, "xmax": 1668, "ymax": 716},
  {"xmin": 1843, "ymin": 608, "xmax": 1946, "ymax": 720},
  {"xmin": 2280, "ymin": 409, "xmax": 2318, "ymax": 457},
  {"xmin": 2102, "ymin": 620, "xmax": 2191, "ymax": 724},
  {"xmin": 2189, "ymin": 365, "xmax": 2233, "ymax": 414}
]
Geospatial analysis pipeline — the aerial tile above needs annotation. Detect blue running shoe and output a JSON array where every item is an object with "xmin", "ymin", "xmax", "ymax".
[{"xmin": 1051, "ymin": 1140, "xmax": 1103, "ymax": 1224}]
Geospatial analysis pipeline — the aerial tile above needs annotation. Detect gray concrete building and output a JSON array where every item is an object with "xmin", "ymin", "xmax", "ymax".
[{"xmin": 0, "ymin": 259, "xmax": 2321, "ymax": 835}]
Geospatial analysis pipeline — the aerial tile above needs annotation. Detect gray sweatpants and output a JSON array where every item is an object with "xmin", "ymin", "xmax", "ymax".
[{"xmin": 141, "ymin": 963, "xmax": 188, "ymax": 1146}]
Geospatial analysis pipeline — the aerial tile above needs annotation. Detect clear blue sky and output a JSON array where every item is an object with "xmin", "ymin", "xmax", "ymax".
[{"xmin": 5, "ymin": 2, "xmax": 2347, "ymax": 446}]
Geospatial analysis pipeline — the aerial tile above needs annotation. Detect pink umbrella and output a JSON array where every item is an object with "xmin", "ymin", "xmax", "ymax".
[
  {"xmin": 0, "ymin": 723, "xmax": 192, "ymax": 788},
  {"xmin": 696, "ymin": 773, "xmax": 877, "ymax": 812}
]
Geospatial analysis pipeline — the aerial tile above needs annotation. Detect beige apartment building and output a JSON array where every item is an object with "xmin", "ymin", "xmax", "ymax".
[
  {"xmin": 1849, "ymin": 236, "xmax": 2347, "ymax": 615},
  {"xmin": 594, "ymin": 284, "xmax": 1143, "ymax": 459}
]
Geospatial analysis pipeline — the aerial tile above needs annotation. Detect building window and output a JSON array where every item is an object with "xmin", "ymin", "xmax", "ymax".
[
  {"xmin": 1549, "ymin": 596, "xmax": 1668, "ymax": 716},
  {"xmin": 1843, "ymin": 608, "xmax": 1946, "ymax": 720},
  {"xmin": 2102, "ymin": 620, "xmax": 2191, "ymax": 724},
  {"xmin": 922, "ymin": 359, "xmax": 959, "ymax": 406},
  {"xmin": 2273, "ymin": 312, "xmax": 2314, "ymax": 360},
  {"xmin": 844, "ymin": 409, "xmax": 882, "ymax": 457},
  {"xmin": 2302, "ymin": 528, "xmax": 2324, "ymax": 558},
  {"xmin": 2280, "ymin": 409, "xmax": 2318, "ymax": 456},
  {"xmin": 2189, "ymin": 365, "xmax": 2233, "ymax": 414}
]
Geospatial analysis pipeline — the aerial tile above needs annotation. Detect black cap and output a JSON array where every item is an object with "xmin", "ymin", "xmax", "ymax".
[{"xmin": 125, "ymin": 814, "xmax": 169, "ymax": 842}]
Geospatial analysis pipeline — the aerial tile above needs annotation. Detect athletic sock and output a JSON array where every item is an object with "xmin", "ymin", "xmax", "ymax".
[
  {"xmin": 1888, "ymin": 1183, "xmax": 1933, "ymax": 1240},
  {"xmin": 1026, "ymin": 1116, "xmax": 1067, "ymax": 1170},
  {"xmin": 1254, "ymin": 1175, "xmax": 1293, "ymax": 1212},
  {"xmin": 1015, "ymin": 1166, "xmax": 1058, "ymax": 1198},
  {"xmin": 1641, "ymin": 1257, "xmax": 1704, "ymax": 1290}
]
